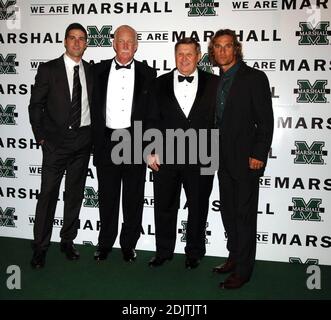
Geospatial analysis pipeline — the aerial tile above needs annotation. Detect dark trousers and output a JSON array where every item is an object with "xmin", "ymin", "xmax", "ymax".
[
  {"xmin": 153, "ymin": 166, "xmax": 214, "ymax": 259},
  {"xmin": 217, "ymin": 170, "xmax": 260, "ymax": 280},
  {"xmin": 32, "ymin": 127, "xmax": 91, "ymax": 251},
  {"xmin": 96, "ymin": 163, "xmax": 146, "ymax": 251}
]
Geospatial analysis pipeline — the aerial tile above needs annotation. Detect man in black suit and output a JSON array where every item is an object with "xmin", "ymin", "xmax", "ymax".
[
  {"xmin": 91, "ymin": 25, "xmax": 156, "ymax": 262},
  {"xmin": 28, "ymin": 23, "xmax": 93, "ymax": 268},
  {"xmin": 209, "ymin": 29, "xmax": 274, "ymax": 288},
  {"xmin": 147, "ymin": 38, "xmax": 219, "ymax": 269}
]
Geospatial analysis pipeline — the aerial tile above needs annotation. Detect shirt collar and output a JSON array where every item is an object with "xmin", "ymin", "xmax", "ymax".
[
  {"xmin": 221, "ymin": 60, "xmax": 241, "ymax": 78},
  {"xmin": 175, "ymin": 68, "xmax": 198, "ymax": 79},
  {"xmin": 64, "ymin": 53, "xmax": 82, "ymax": 70},
  {"xmin": 114, "ymin": 58, "xmax": 134, "ymax": 67}
]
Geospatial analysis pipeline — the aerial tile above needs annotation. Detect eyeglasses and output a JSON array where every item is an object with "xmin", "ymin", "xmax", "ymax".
[{"xmin": 213, "ymin": 43, "xmax": 234, "ymax": 50}]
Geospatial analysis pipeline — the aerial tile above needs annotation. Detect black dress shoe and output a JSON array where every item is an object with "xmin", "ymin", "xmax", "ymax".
[
  {"xmin": 219, "ymin": 273, "xmax": 249, "ymax": 289},
  {"xmin": 122, "ymin": 248, "xmax": 137, "ymax": 262},
  {"xmin": 94, "ymin": 247, "xmax": 110, "ymax": 261},
  {"xmin": 148, "ymin": 256, "xmax": 172, "ymax": 267},
  {"xmin": 185, "ymin": 257, "xmax": 201, "ymax": 269},
  {"xmin": 212, "ymin": 259, "xmax": 236, "ymax": 274},
  {"xmin": 30, "ymin": 250, "xmax": 46, "ymax": 269},
  {"xmin": 60, "ymin": 242, "xmax": 80, "ymax": 260}
]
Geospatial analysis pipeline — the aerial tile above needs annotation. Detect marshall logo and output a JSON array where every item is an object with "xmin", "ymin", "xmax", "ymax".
[
  {"xmin": 294, "ymin": 80, "xmax": 330, "ymax": 103},
  {"xmin": 289, "ymin": 257, "xmax": 319, "ymax": 265},
  {"xmin": 0, "ymin": 157, "xmax": 17, "ymax": 178},
  {"xmin": 0, "ymin": 0, "xmax": 16, "ymax": 20},
  {"xmin": 83, "ymin": 186, "xmax": 98, "ymax": 207},
  {"xmin": 185, "ymin": 0, "xmax": 219, "ymax": 16},
  {"xmin": 0, "ymin": 53, "xmax": 18, "ymax": 74},
  {"xmin": 296, "ymin": 21, "xmax": 331, "ymax": 45},
  {"xmin": 198, "ymin": 53, "xmax": 214, "ymax": 74},
  {"xmin": 179, "ymin": 220, "xmax": 188, "ymax": 242},
  {"xmin": 0, "ymin": 104, "xmax": 17, "ymax": 125},
  {"xmin": 291, "ymin": 141, "xmax": 327, "ymax": 164},
  {"xmin": 179, "ymin": 220, "xmax": 211, "ymax": 243},
  {"xmin": 87, "ymin": 25, "xmax": 113, "ymax": 47},
  {"xmin": 0, "ymin": 206, "xmax": 17, "ymax": 227},
  {"xmin": 82, "ymin": 241, "xmax": 94, "ymax": 246},
  {"xmin": 289, "ymin": 198, "xmax": 324, "ymax": 221}
]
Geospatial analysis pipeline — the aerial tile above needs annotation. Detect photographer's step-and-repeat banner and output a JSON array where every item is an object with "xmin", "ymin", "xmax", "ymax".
[{"xmin": 1, "ymin": 0, "xmax": 330, "ymax": 265}]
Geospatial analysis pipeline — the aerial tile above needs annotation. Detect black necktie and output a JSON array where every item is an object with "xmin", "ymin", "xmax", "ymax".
[
  {"xmin": 115, "ymin": 61, "xmax": 132, "ymax": 70},
  {"xmin": 69, "ymin": 65, "xmax": 82, "ymax": 129},
  {"xmin": 178, "ymin": 75, "xmax": 194, "ymax": 83}
]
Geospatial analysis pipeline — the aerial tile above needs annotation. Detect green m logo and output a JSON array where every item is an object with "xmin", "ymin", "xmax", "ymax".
[
  {"xmin": 296, "ymin": 21, "xmax": 331, "ymax": 45},
  {"xmin": 87, "ymin": 25, "xmax": 112, "ymax": 47},
  {"xmin": 289, "ymin": 198, "xmax": 324, "ymax": 221},
  {"xmin": 289, "ymin": 257, "xmax": 319, "ymax": 265},
  {"xmin": 294, "ymin": 80, "xmax": 330, "ymax": 103},
  {"xmin": 0, "ymin": 53, "xmax": 18, "ymax": 74},
  {"xmin": 83, "ymin": 186, "xmax": 99, "ymax": 207},
  {"xmin": 0, "ymin": 157, "xmax": 17, "ymax": 178},
  {"xmin": 179, "ymin": 220, "xmax": 188, "ymax": 242},
  {"xmin": 292, "ymin": 141, "xmax": 327, "ymax": 164},
  {"xmin": 198, "ymin": 53, "xmax": 214, "ymax": 74},
  {"xmin": 0, "ymin": 207, "xmax": 17, "ymax": 227},
  {"xmin": 0, "ymin": 0, "xmax": 16, "ymax": 20},
  {"xmin": 185, "ymin": 0, "xmax": 219, "ymax": 17},
  {"xmin": 0, "ymin": 104, "xmax": 17, "ymax": 125},
  {"xmin": 179, "ymin": 220, "xmax": 209, "ymax": 243}
]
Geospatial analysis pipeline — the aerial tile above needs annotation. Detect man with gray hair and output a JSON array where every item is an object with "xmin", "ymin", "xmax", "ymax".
[{"xmin": 91, "ymin": 25, "xmax": 156, "ymax": 262}]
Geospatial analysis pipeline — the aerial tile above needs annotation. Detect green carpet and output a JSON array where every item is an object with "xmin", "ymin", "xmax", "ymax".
[{"xmin": 0, "ymin": 237, "xmax": 330, "ymax": 300}]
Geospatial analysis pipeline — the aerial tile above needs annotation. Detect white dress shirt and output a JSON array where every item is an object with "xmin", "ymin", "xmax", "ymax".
[
  {"xmin": 63, "ymin": 53, "xmax": 90, "ymax": 127},
  {"xmin": 173, "ymin": 69, "xmax": 198, "ymax": 118},
  {"xmin": 106, "ymin": 59, "xmax": 135, "ymax": 129}
]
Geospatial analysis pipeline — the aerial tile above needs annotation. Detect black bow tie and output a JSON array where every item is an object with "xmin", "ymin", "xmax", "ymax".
[
  {"xmin": 178, "ymin": 75, "xmax": 194, "ymax": 83},
  {"xmin": 115, "ymin": 61, "xmax": 132, "ymax": 70}
]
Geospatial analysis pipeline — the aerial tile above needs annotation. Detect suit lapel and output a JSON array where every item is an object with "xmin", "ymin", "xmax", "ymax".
[
  {"xmin": 83, "ymin": 60, "xmax": 93, "ymax": 106},
  {"xmin": 55, "ymin": 55, "xmax": 71, "ymax": 107},
  {"xmin": 225, "ymin": 61, "xmax": 246, "ymax": 105},
  {"xmin": 99, "ymin": 59, "xmax": 112, "ymax": 120},
  {"xmin": 221, "ymin": 61, "xmax": 246, "ymax": 122},
  {"xmin": 132, "ymin": 60, "xmax": 142, "ymax": 116},
  {"xmin": 187, "ymin": 69, "xmax": 206, "ymax": 119}
]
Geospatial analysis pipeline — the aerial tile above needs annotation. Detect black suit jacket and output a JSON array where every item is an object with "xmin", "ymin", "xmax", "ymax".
[
  {"xmin": 91, "ymin": 58, "xmax": 157, "ymax": 165},
  {"xmin": 148, "ymin": 68, "xmax": 219, "ymax": 167},
  {"xmin": 219, "ymin": 61, "xmax": 274, "ymax": 179},
  {"xmin": 28, "ymin": 55, "xmax": 93, "ymax": 150}
]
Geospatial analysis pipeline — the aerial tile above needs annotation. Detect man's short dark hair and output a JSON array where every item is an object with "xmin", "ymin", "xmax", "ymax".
[
  {"xmin": 65, "ymin": 23, "xmax": 87, "ymax": 40},
  {"xmin": 175, "ymin": 37, "xmax": 201, "ymax": 54}
]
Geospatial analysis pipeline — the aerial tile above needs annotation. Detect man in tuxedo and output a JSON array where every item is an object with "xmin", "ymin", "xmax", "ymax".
[
  {"xmin": 28, "ymin": 23, "xmax": 93, "ymax": 268},
  {"xmin": 147, "ymin": 38, "xmax": 218, "ymax": 269},
  {"xmin": 91, "ymin": 25, "xmax": 156, "ymax": 262},
  {"xmin": 209, "ymin": 29, "xmax": 274, "ymax": 288}
]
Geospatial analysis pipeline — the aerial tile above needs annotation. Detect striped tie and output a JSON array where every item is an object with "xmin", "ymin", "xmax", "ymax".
[{"xmin": 69, "ymin": 65, "xmax": 82, "ymax": 129}]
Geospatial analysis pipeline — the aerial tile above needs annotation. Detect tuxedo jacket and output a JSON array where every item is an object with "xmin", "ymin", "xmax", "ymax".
[
  {"xmin": 28, "ymin": 55, "xmax": 93, "ymax": 150},
  {"xmin": 148, "ymin": 68, "xmax": 219, "ymax": 168},
  {"xmin": 91, "ymin": 58, "xmax": 157, "ymax": 166},
  {"xmin": 219, "ymin": 61, "xmax": 274, "ymax": 179}
]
